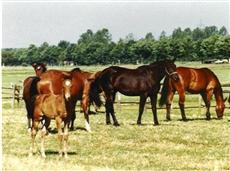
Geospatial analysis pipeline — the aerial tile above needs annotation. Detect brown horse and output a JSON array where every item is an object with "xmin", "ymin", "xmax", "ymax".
[
  {"xmin": 29, "ymin": 79, "xmax": 72, "ymax": 158},
  {"xmin": 94, "ymin": 60, "xmax": 178, "ymax": 126},
  {"xmin": 23, "ymin": 63, "xmax": 47, "ymax": 131},
  {"xmin": 36, "ymin": 68, "xmax": 102, "ymax": 132},
  {"xmin": 159, "ymin": 67, "xmax": 226, "ymax": 120}
]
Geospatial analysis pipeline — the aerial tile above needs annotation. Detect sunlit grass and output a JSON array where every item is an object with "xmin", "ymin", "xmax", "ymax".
[{"xmin": 2, "ymin": 63, "xmax": 230, "ymax": 170}]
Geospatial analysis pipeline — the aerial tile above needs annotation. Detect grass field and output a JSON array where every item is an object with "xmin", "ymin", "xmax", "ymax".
[{"xmin": 2, "ymin": 62, "xmax": 230, "ymax": 170}]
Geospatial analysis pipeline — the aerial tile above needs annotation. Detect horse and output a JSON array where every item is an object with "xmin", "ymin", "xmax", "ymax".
[
  {"xmin": 36, "ymin": 67, "xmax": 102, "ymax": 132},
  {"xmin": 159, "ymin": 67, "xmax": 226, "ymax": 121},
  {"xmin": 29, "ymin": 79, "xmax": 72, "ymax": 158},
  {"xmin": 23, "ymin": 63, "xmax": 47, "ymax": 131},
  {"xmin": 93, "ymin": 59, "xmax": 178, "ymax": 126}
]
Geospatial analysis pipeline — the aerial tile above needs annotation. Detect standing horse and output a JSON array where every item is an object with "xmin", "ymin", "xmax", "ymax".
[
  {"xmin": 94, "ymin": 60, "xmax": 178, "ymax": 126},
  {"xmin": 36, "ymin": 68, "xmax": 102, "ymax": 132},
  {"xmin": 29, "ymin": 79, "xmax": 72, "ymax": 158},
  {"xmin": 23, "ymin": 63, "xmax": 47, "ymax": 131},
  {"xmin": 159, "ymin": 67, "xmax": 226, "ymax": 120}
]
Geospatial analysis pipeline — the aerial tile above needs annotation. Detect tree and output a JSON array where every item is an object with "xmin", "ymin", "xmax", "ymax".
[
  {"xmin": 219, "ymin": 26, "xmax": 228, "ymax": 35},
  {"xmin": 145, "ymin": 32, "xmax": 155, "ymax": 40},
  {"xmin": 159, "ymin": 30, "xmax": 167, "ymax": 40}
]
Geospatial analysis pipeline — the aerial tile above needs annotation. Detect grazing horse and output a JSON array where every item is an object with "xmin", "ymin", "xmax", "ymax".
[
  {"xmin": 29, "ymin": 79, "xmax": 72, "ymax": 158},
  {"xmin": 159, "ymin": 67, "xmax": 226, "ymax": 120},
  {"xmin": 94, "ymin": 60, "xmax": 178, "ymax": 126},
  {"xmin": 23, "ymin": 63, "xmax": 47, "ymax": 131},
  {"xmin": 36, "ymin": 68, "xmax": 102, "ymax": 132}
]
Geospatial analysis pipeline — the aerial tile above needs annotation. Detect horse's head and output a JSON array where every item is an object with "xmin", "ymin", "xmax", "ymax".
[
  {"xmin": 163, "ymin": 59, "xmax": 179, "ymax": 81},
  {"xmin": 32, "ymin": 63, "xmax": 47, "ymax": 77},
  {"xmin": 63, "ymin": 79, "xmax": 72, "ymax": 101},
  {"xmin": 215, "ymin": 97, "xmax": 227, "ymax": 118}
]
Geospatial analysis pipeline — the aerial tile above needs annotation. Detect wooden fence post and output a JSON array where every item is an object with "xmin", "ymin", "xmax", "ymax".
[{"xmin": 11, "ymin": 83, "xmax": 15, "ymax": 109}]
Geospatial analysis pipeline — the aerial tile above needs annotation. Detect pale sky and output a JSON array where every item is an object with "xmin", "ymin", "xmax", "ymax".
[{"xmin": 2, "ymin": 1, "xmax": 230, "ymax": 48}]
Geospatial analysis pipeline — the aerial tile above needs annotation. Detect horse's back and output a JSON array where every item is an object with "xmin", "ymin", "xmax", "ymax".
[{"xmin": 176, "ymin": 67, "xmax": 220, "ymax": 92}]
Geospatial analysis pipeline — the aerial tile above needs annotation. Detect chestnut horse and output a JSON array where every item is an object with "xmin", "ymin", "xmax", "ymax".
[
  {"xmin": 159, "ymin": 67, "xmax": 226, "ymax": 120},
  {"xmin": 36, "ymin": 68, "xmax": 102, "ymax": 132},
  {"xmin": 29, "ymin": 79, "xmax": 72, "ymax": 158},
  {"xmin": 94, "ymin": 60, "xmax": 178, "ymax": 126},
  {"xmin": 23, "ymin": 63, "xmax": 47, "ymax": 131}
]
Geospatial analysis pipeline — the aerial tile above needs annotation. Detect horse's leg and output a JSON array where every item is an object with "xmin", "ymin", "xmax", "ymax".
[
  {"xmin": 69, "ymin": 100, "xmax": 76, "ymax": 131},
  {"xmin": 105, "ymin": 99, "xmax": 111, "ymax": 125},
  {"xmin": 201, "ymin": 89, "xmax": 213, "ymax": 120},
  {"xmin": 81, "ymin": 96, "xmax": 91, "ymax": 132},
  {"xmin": 150, "ymin": 93, "xmax": 159, "ymax": 125},
  {"xmin": 137, "ymin": 94, "xmax": 147, "ymax": 125},
  {"xmin": 110, "ymin": 93, "xmax": 119, "ymax": 126},
  {"xmin": 105, "ymin": 92, "xmax": 119, "ymax": 126},
  {"xmin": 166, "ymin": 91, "xmax": 175, "ymax": 121},
  {"xmin": 40, "ymin": 124, "xmax": 47, "ymax": 158},
  {"xmin": 63, "ymin": 120, "xmax": 69, "ymax": 158},
  {"xmin": 29, "ymin": 120, "xmax": 39, "ymax": 156},
  {"xmin": 25, "ymin": 103, "xmax": 33, "ymax": 132},
  {"xmin": 178, "ymin": 89, "xmax": 187, "ymax": 121},
  {"xmin": 56, "ymin": 117, "xmax": 63, "ymax": 157}
]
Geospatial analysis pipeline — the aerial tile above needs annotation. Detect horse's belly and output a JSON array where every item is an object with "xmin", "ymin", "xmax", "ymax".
[{"xmin": 118, "ymin": 89, "xmax": 141, "ymax": 96}]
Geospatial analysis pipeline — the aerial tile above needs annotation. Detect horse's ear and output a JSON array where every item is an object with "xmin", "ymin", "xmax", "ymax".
[
  {"xmin": 32, "ymin": 63, "xmax": 36, "ymax": 68},
  {"xmin": 41, "ymin": 63, "xmax": 46, "ymax": 67}
]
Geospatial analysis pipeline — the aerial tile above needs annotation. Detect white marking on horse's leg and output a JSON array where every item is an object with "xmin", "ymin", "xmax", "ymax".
[
  {"xmin": 41, "ymin": 126, "xmax": 46, "ymax": 158},
  {"xmin": 63, "ymin": 125, "xmax": 68, "ymax": 158},
  {"xmin": 85, "ymin": 120, "xmax": 91, "ymax": 133}
]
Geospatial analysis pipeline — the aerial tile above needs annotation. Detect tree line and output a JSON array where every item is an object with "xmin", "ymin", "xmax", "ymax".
[{"xmin": 2, "ymin": 26, "xmax": 230, "ymax": 66}]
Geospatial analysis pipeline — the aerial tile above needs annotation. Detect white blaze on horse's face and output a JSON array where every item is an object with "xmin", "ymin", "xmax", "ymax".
[
  {"xmin": 37, "ymin": 66, "xmax": 41, "ymax": 70},
  {"xmin": 64, "ymin": 80, "xmax": 72, "ymax": 100}
]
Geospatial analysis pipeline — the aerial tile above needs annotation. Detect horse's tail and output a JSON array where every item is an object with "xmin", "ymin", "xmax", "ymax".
[
  {"xmin": 159, "ymin": 77, "xmax": 170, "ymax": 107},
  {"xmin": 23, "ymin": 76, "xmax": 40, "ymax": 126}
]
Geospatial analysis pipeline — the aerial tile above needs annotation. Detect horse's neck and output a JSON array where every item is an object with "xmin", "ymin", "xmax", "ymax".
[
  {"xmin": 214, "ymin": 86, "xmax": 224, "ymax": 105},
  {"xmin": 151, "ymin": 65, "xmax": 165, "ymax": 80}
]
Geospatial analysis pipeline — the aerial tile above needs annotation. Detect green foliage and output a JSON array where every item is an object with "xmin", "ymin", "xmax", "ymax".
[{"xmin": 2, "ymin": 26, "xmax": 230, "ymax": 66}]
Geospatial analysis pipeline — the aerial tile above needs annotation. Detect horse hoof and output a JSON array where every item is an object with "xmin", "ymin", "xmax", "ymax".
[
  {"xmin": 154, "ymin": 122, "xmax": 159, "ymax": 126},
  {"xmin": 27, "ymin": 128, "xmax": 31, "ymax": 133},
  {"xmin": 114, "ymin": 123, "xmax": 120, "ymax": 127},
  {"xmin": 106, "ymin": 122, "xmax": 112, "ymax": 125},
  {"xmin": 182, "ymin": 118, "xmax": 188, "ymax": 122},
  {"xmin": 41, "ymin": 154, "xmax": 46, "ymax": 158}
]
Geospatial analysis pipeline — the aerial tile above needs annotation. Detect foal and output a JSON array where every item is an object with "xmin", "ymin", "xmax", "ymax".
[{"xmin": 29, "ymin": 79, "xmax": 72, "ymax": 158}]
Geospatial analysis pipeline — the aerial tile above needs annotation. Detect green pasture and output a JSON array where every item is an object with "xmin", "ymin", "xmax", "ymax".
[{"xmin": 2, "ymin": 63, "xmax": 230, "ymax": 170}]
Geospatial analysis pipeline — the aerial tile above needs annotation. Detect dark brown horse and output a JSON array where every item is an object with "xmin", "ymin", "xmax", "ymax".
[
  {"xmin": 94, "ymin": 60, "xmax": 178, "ymax": 126},
  {"xmin": 29, "ymin": 79, "xmax": 72, "ymax": 158},
  {"xmin": 23, "ymin": 63, "xmax": 47, "ymax": 131},
  {"xmin": 159, "ymin": 67, "xmax": 226, "ymax": 120},
  {"xmin": 36, "ymin": 68, "xmax": 102, "ymax": 132}
]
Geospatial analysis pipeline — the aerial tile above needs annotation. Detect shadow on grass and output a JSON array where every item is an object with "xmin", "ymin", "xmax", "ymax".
[
  {"xmin": 177, "ymin": 117, "xmax": 222, "ymax": 121},
  {"xmin": 45, "ymin": 150, "xmax": 77, "ymax": 156},
  {"xmin": 47, "ymin": 126, "xmax": 88, "ymax": 134}
]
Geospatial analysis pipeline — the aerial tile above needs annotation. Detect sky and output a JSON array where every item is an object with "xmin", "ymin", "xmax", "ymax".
[{"xmin": 2, "ymin": 0, "xmax": 230, "ymax": 48}]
